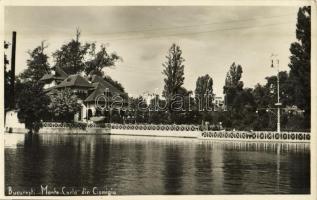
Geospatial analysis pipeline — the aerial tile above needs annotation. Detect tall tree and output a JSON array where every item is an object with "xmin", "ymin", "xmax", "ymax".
[
  {"xmin": 84, "ymin": 44, "xmax": 121, "ymax": 76},
  {"xmin": 53, "ymin": 29, "xmax": 91, "ymax": 75},
  {"xmin": 195, "ymin": 74, "xmax": 213, "ymax": 111},
  {"xmin": 17, "ymin": 82, "xmax": 50, "ymax": 133},
  {"xmin": 20, "ymin": 41, "xmax": 51, "ymax": 83},
  {"xmin": 223, "ymin": 62, "xmax": 243, "ymax": 110},
  {"xmin": 162, "ymin": 44, "xmax": 185, "ymax": 122},
  {"xmin": 288, "ymin": 6, "xmax": 311, "ymax": 128}
]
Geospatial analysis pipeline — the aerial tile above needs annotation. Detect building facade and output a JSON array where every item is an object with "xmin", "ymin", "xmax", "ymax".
[{"xmin": 40, "ymin": 67, "xmax": 127, "ymax": 123}]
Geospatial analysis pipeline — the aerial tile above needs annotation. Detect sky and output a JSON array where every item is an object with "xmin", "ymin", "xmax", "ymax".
[{"xmin": 4, "ymin": 6, "xmax": 300, "ymax": 97}]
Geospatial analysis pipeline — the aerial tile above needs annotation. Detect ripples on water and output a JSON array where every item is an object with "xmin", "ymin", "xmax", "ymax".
[{"xmin": 5, "ymin": 133, "xmax": 310, "ymax": 195}]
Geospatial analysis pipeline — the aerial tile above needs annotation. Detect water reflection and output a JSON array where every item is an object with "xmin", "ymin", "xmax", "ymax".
[{"xmin": 5, "ymin": 133, "xmax": 310, "ymax": 195}]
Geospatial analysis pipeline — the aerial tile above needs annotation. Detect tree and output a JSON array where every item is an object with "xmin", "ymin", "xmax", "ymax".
[
  {"xmin": 84, "ymin": 44, "xmax": 121, "ymax": 76},
  {"xmin": 53, "ymin": 29, "xmax": 121, "ymax": 76},
  {"xmin": 16, "ymin": 82, "xmax": 50, "ymax": 133},
  {"xmin": 265, "ymin": 71, "xmax": 294, "ymax": 107},
  {"xmin": 253, "ymin": 83, "xmax": 270, "ymax": 108},
  {"xmin": 127, "ymin": 96, "xmax": 148, "ymax": 123},
  {"xmin": 288, "ymin": 6, "xmax": 311, "ymax": 128},
  {"xmin": 53, "ymin": 29, "xmax": 91, "ymax": 75},
  {"xmin": 223, "ymin": 62, "xmax": 243, "ymax": 109},
  {"xmin": 195, "ymin": 74, "xmax": 213, "ymax": 111},
  {"xmin": 162, "ymin": 44, "xmax": 185, "ymax": 123},
  {"xmin": 172, "ymin": 87, "xmax": 196, "ymax": 124},
  {"xmin": 48, "ymin": 89, "xmax": 82, "ymax": 122},
  {"xmin": 148, "ymin": 96, "xmax": 170, "ymax": 124},
  {"xmin": 221, "ymin": 63, "xmax": 259, "ymax": 130},
  {"xmin": 19, "ymin": 41, "xmax": 51, "ymax": 83},
  {"xmin": 232, "ymin": 88, "xmax": 256, "ymax": 130}
]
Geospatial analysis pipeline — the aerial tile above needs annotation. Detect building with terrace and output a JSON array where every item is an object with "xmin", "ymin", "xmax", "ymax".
[{"xmin": 40, "ymin": 67, "xmax": 127, "ymax": 123}]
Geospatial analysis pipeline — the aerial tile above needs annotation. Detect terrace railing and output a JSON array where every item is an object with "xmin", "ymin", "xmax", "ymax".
[
  {"xmin": 201, "ymin": 131, "xmax": 310, "ymax": 142},
  {"xmin": 42, "ymin": 122, "xmax": 111, "ymax": 129},
  {"xmin": 111, "ymin": 124, "xmax": 200, "ymax": 131}
]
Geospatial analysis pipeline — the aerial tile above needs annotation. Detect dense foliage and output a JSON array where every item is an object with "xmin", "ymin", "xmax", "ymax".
[
  {"xmin": 53, "ymin": 30, "xmax": 121, "ymax": 76},
  {"xmin": 19, "ymin": 41, "xmax": 51, "ymax": 83},
  {"xmin": 223, "ymin": 62, "xmax": 243, "ymax": 109},
  {"xmin": 53, "ymin": 30, "xmax": 90, "ymax": 75},
  {"xmin": 48, "ymin": 89, "xmax": 82, "ymax": 122},
  {"xmin": 162, "ymin": 44, "xmax": 185, "ymax": 123},
  {"xmin": 84, "ymin": 44, "xmax": 121, "ymax": 76},
  {"xmin": 16, "ymin": 82, "xmax": 50, "ymax": 133},
  {"xmin": 195, "ymin": 74, "xmax": 213, "ymax": 111},
  {"xmin": 288, "ymin": 6, "xmax": 311, "ymax": 128}
]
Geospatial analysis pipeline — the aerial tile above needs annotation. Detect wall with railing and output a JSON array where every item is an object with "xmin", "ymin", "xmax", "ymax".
[
  {"xmin": 39, "ymin": 122, "xmax": 111, "ymax": 134},
  {"xmin": 110, "ymin": 123, "xmax": 200, "ymax": 138},
  {"xmin": 42, "ymin": 122, "xmax": 111, "ymax": 129},
  {"xmin": 7, "ymin": 122, "xmax": 311, "ymax": 143},
  {"xmin": 200, "ymin": 131, "xmax": 310, "ymax": 142},
  {"xmin": 111, "ymin": 124, "xmax": 199, "ymax": 131}
]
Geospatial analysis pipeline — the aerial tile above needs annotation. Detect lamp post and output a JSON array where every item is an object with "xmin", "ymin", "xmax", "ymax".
[{"xmin": 271, "ymin": 54, "xmax": 282, "ymax": 133}]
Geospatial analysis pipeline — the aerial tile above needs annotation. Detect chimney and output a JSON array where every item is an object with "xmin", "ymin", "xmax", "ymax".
[{"xmin": 10, "ymin": 31, "xmax": 16, "ymax": 109}]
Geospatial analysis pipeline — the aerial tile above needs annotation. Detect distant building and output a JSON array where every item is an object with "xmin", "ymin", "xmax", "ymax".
[{"xmin": 40, "ymin": 67, "xmax": 127, "ymax": 123}]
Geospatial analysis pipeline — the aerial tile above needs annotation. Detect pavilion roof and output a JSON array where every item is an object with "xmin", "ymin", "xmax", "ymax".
[{"xmin": 55, "ymin": 74, "xmax": 93, "ymax": 89}]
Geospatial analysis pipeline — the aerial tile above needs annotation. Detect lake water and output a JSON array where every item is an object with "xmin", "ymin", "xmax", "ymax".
[{"xmin": 5, "ymin": 133, "xmax": 310, "ymax": 195}]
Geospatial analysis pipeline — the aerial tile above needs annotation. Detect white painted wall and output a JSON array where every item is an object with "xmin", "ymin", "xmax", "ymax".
[{"xmin": 5, "ymin": 110, "xmax": 25, "ymax": 128}]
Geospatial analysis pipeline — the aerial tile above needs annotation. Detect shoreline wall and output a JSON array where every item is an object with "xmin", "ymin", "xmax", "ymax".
[
  {"xmin": 39, "ymin": 122, "xmax": 111, "ymax": 134},
  {"xmin": 200, "ymin": 131, "xmax": 310, "ymax": 143},
  {"xmin": 110, "ymin": 124, "xmax": 199, "ymax": 138},
  {"xmin": 5, "ymin": 122, "xmax": 310, "ymax": 143}
]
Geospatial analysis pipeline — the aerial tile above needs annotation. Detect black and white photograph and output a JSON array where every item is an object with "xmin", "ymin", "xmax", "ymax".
[{"xmin": 1, "ymin": 1, "xmax": 315, "ymax": 198}]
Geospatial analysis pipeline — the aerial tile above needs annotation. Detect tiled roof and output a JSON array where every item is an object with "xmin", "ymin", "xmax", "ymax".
[
  {"xmin": 85, "ymin": 81, "xmax": 128, "ymax": 103},
  {"xmin": 90, "ymin": 75, "xmax": 122, "ymax": 94},
  {"xmin": 55, "ymin": 74, "xmax": 93, "ymax": 89},
  {"xmin": 84, "ymin": 82, "xmax": 107, "ymax": 102}
]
